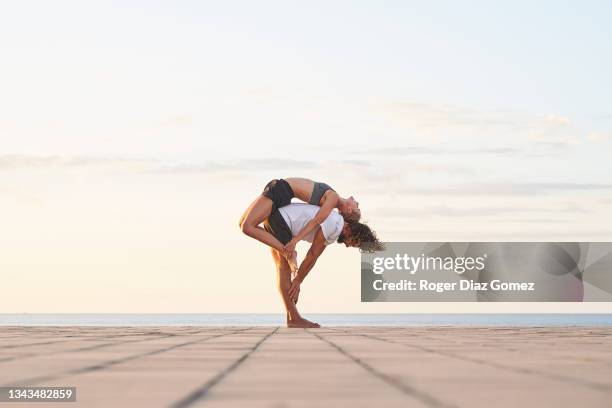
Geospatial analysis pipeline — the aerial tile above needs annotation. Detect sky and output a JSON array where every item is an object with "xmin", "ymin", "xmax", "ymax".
[{"xmin": 1, "ymin": 1, "xmax": 611, "ymax": 313}]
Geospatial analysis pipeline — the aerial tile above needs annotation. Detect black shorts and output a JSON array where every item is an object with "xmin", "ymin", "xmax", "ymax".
[
  {"xmin": 262, "ymin": 179, "xmax": 294, "ymax": 211},
  {"xmin": 263, "ymin": 209, "xmax": 292, "ymax": 245}
]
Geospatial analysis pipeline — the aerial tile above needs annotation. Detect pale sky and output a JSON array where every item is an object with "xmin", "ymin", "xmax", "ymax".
[{"xmin": 1, "ymin": 1, "xmax": 611, "ymax": 313}]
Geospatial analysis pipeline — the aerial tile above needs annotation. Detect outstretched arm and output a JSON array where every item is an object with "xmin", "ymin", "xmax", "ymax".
[
  {"xmin": 283, "ymin": 191, "xmax": 338, "ymax": 258},
  {"xmin": 288, "ymin": 228, "xmax": 327, "ymax": 302}
]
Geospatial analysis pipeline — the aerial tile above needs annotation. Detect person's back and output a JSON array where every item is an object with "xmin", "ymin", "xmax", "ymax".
[{"xmin": 278, "ymin": 203, "xmax": 344, "ymax": 244}]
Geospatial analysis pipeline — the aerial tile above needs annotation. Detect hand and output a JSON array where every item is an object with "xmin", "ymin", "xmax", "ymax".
[
  {"xmin": 283, "ymin": 240, "xmax": 297, "ymax": 259},
  {"xmin": 288, "ymin": 278, "xmax": 301, "ymax": 303}
]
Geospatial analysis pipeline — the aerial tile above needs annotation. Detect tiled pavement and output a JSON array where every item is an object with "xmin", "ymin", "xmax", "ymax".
[{"xmin": 1, "ymin": 326, "xmax": 611, "ymax": 407}]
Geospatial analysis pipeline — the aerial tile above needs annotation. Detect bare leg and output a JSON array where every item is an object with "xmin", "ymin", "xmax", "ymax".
[
  {"xmin": 239, "ymin": 195, "xmax": 284, "ymax": 251},
  {"xmin": 240, "ymin": 195, "xmax": 299, "ymax": 273},
  {"xmin": 271, "ymin": 249, "xmax": 320, "ymax": 328},
  {"xmin": 287, "ymin": 251, "xmax": 298, "ymax": 276}
]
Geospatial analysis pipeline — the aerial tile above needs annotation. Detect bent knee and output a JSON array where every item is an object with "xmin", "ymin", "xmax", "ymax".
[{"xmin": 240, "ymin": 221, "xmax": 255, "ymax": 236}]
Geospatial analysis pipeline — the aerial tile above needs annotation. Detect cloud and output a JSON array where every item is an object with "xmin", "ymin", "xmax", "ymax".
[
  {"xmin": 533, "ymin": 141, "xmax": 571, "ymax": 151},
  {"xmin": 374, "ymin": 100, "xmax": 608, "ymax": 147},
  {"xmin": 374, "ymin": 101, "xmax": 577, "ymax": 140},
  {"xmin": 383, "ymin": 227, "xmax": 612, "ymax": 239},
  {"xmin": 353, "ymin": 179, "xmax": 612, "ymax": 196},
  {"xmin": 383, "ymin": 182, "xmax": 612, "ymax": 196},
  {"xmin": 376, "ymin": 101, "xmax": 525, "ymax": 130},
  {"xmin": 0, "ymin": 155, "xmax": 155, "ymax": 170},
  {"xmin": 371, "ymin": 203, "xmax": 589, "ymax": 218},
  {"xmin": 357, "ymin": 141, "xmax": 569, "ymax": 157},
  {"xmin": 362, "ymin": 146, "xmax": 521, "ymax": 155},
  {"xmin": 0, "ymin": 154, "xmax": 353, "ymax": 175},
  {"xmin": 148, "ymin": 159, "xmax": 318, "ymax": 174},
  {"xmin": 590, "ymin": 114, "xmax": 612, "ymax": 121},
  {"xmin": 544, "ymin": 115, "xmax": 571, "ymax": 125},
  {"xmin": 588, "ymin": 132, "xmax": 612, "ymax": 142},
  {"xmin": 527, "ymin": 115, "xmax": 581, "ymax": 145}
]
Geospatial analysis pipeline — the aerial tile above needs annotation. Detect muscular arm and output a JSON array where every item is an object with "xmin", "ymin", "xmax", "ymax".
[
  {"xmin": 294, "ymin": 227, "xmax": 327, "ymax": 284},
  {"xmin": 287, "ymin": 191, "xmax": 339, "ymax": 248}
]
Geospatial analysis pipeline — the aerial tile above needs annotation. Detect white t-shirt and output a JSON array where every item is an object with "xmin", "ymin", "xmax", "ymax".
[{"xmin": 278, "ymin": 203, "xmax": 344, "ymax": 245}]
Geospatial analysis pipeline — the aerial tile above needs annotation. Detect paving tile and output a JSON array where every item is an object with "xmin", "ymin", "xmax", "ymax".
[{"xmin": 0, "ymin": 326, "xmax": 610, "ymax": 408}]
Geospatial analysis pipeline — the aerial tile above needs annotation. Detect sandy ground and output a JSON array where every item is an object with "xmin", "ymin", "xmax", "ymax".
[{"xmin": 0, "ymin": 326, "xmax": 611, "ymax": 407}]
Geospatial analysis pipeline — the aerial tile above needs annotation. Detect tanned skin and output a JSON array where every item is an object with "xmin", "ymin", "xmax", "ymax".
[
  {"xmin": 239, "ymin": 177, "xmax": 358, "ymax": 273},
  {"xmin": 271, "ymin": 227, "xmax": 328, "ymax": 328}
]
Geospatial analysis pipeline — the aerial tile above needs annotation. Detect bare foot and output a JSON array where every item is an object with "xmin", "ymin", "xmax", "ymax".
[
  {"xmin": 287, "ymin": 317, "xmax": 321, "ymax": 328},
  {"xmin": 286, "ymin": 250, "xmax": 298, "ymax": 277}
]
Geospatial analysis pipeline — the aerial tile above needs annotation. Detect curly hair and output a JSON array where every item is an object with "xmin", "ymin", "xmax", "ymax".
[{"xmin": 345, "ymin": 221, "xmax": 385, "ymax": 253}]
